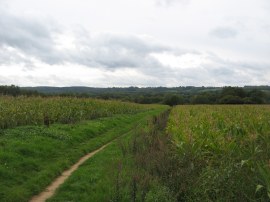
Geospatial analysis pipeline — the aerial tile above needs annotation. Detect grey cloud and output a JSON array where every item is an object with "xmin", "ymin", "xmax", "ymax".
[
  {"xmin": 0, "ymin": 75, "xmax": 13, "ymax": 85},
  {"xmin": 206, "ymin": 53, "xmax": 269, "ymax": 73},
  {"xmin": 70, "ymin": 33, "xmax": 172, "ymax": 70},
  {"xmin": 0, "ymin": 46, "xmax": 20, "ymax": 65},
  {"xmin": 155, "ymin": 0, "xmax": 190, "ymax": 6},
  {"xmin": 210, "ymin": 27, "xmax": 238, "ymax": 39},
  {"xmin": 162, "ymin": 52, "xmax": 270, "ymax": 86},
  {"xmin": 1, "ymin": 5, "xmax": 269, "ymax": 87},
  {"xmin": 262, "ymin": 24, "xmax": 270, "ymax": 34},
  {"xmin": 0, "ymin": 9, "xmax": 65, "ymax": 65},
  {"xmin": 263, "ymin": 0, "xmax": 270, "ymax": 10},
  {"xmin": 0, "ymin": 8, "xmax": 187, "ymax": 71},
  {"xmin": 95, "ymin": 34, "xmax": 170, "ymax": 54},
  {"xmin": 0, "ymin": 45, "xmax": 35, "ymax": 66},
  {"xmin": 198, "ymin": 55, "xmax": 269, "ymax": 86}
]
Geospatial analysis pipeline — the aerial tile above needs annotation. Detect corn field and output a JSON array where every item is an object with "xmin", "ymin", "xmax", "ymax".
[
  {"xmin": 167, "ymin": 105, "xmax": 270, "ymax": 201},
  {"xmin": 0, "ymin": 96, "xmax": 152, "ymax": 129}
]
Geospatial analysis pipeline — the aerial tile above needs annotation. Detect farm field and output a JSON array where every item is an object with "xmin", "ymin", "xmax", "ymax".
[
  {"xmin": 0, "ymin": 96, "xmax": 168, "ymax": 202},
  {"xmin": 1, "ymin": 0, "xmax": 269, "ymax": 201},
  {"xmin": 167, "ymin": 105, "xmax": 270, "ymax": 201},
  {"xmin": 45, "ymin": 105, "xmax": 270, "ymax": 201},
  {"xmin": 0, "ymin": 96, "xmax": 153, "ymax": 129},
  {"xmin": 1, "ymin": 98, "xmax": 269, "ymax": 202}
]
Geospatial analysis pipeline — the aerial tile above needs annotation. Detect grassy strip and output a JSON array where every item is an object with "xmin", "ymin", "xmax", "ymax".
[
  {"xmin": 48, "ymin": 128, "xmax": 133, "ymax": 201},
  {"xmin": 48, "ymin": 108, "xmax": 172, "ymax": 202},
  {"xmin": 0, "ymin": 107, "xmax": 167, "ymax": 202}
]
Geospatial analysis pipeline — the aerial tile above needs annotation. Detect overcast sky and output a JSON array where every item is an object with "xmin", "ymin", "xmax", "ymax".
[{"xmin": 0, "ymin": 0, "xmax": 269, "ymax": 87}]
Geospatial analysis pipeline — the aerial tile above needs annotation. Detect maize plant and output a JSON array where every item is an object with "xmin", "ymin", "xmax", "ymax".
[
  {"xmin": 0, "ymin": 96, "xmax": 154, "ymax": 129},
  {"xmin": 167, "ymin": 105, "xmax": 270, "ymax": 201}
]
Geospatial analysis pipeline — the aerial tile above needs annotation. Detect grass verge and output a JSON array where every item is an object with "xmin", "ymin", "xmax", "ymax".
[
  {"xmin": 49, "ymin": 109, "xmax": 172, "ymax": 202},
  {"xmin": 0, "ymin": 106, "xmax": 167, "ymax": 202}
]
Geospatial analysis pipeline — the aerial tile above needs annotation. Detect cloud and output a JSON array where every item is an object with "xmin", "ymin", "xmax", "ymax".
[
  {"xmin": 1, "ymin": 52, "xmax": 269, "ymax": 87},
  {"xmin": 70, "ymin": 33, "xmax": 172, "ymax": 69},
  {"xmin": 155, "ymin": 0, "xmax": 190, "ymax": 6},
  {"xmin": 193, "ymin": 54, "xmax": 270, "ymax": 86},
  {"xmin": 0, "ymin": 8, "xmax": 192, "ymax": 72},
  {"xmin": 150, "ymin": 51, "xmax": 270, "ymax": 86},
  {"xmin": 210, "ymin": 27, "xmax": 238, "ymax": 39},
  {"xmin": 262, "ymin": 24, "xmax": 270, "ymax": 34},
  {"xmin": 0, "ymin": 9, "xmax": 65, "ymax": 65},
  {"xmin": 0, "ymin": 2, "xmax": 269, "ymax": 87}
]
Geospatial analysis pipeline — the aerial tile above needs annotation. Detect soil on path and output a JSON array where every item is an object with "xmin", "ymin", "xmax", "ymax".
[{"xmin": 29, "ymin": 142, "xmax": 111, "ymax": 202}]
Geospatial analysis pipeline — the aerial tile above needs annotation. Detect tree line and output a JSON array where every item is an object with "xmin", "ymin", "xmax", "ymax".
[
  {"xmin": 0, "ymin": 85, "xmax": 40, "ymax": 96},
  {"xmin": 163, "ymin": 87, "xmax": 268, "ymax": 106},
  {"xmin": 1, "ymin": 85, "xmax": 269, "ymax": 105}
]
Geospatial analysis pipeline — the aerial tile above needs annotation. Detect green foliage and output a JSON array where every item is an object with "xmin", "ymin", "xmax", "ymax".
[
  {"xmin": 167, "ymin": 105, "xmax": 270, "ymax": 201},
  {"xmin": 163, "ymin": 94, "xmax": 184, "ymax": 106},
  {"xmin": 3, "ymin": 85, "xmax": 270, "ymax": 104},
  {"xmin": 219, "ymin": 87, "xmax": 267, "ymax": 104},
  {"xmin": 0, "ymin": 85, "xmax": 39, "ymax": 96},
  {"xmin": 219, "ymin": 95, "xmax": 244, "ymax": 104},
  {"xmin": 48, "ymin": 105, "xmax": 270, "ymax": 201},
  {"xmin": 145, "ymin": 183, "xmax": 176, "ymax": 202},
  {"xmin": 43, "ymin": 105, "xmax": 270, "ymax": 201},
  {"xmin": 257, "ymin": 164, "xmax": 270, "ymax": 199},
  {"xmin": 0, "ymin": 96, "xmax": 154, "ymax": 129},
  {"xmin": 191, "ymin": 92, "xmax": 217, "ymax": 104},
  {"xmin": 247, "ymin": 89, "xmax": 266, "ymax": 104},
  {"xmin": 221, "ymin": 86, "xmax": 246, "ymax": 98},
  {"xmin": 0, "ymin": 103, "xmax": 165, "ymax": 202},
  {"xmin": 48, "ymin": 108, "xmax": 168, "ymax": 202}
]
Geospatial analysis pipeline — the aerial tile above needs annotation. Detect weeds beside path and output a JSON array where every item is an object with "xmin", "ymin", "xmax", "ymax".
[
  {"xmin": 30, "ymin": 119, "xmax": 146, "ymax": 202},
  {"xmin": 49, "ymin": 109, "xmax": 173, "ymax": 201}
]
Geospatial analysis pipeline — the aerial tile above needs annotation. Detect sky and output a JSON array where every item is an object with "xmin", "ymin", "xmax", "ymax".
[{"xmin": 0, "ymin": 0, "xmax": 269, "ymax": 87}]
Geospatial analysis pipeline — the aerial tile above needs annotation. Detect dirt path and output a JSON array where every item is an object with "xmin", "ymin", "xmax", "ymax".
[{"xmin": 29, "ymin": 142, "xmax": 111, "ymax": 202}]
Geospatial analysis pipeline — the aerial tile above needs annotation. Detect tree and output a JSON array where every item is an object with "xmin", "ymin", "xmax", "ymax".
[
  {"xmin": 191, "ymin": 92, "xmax": 218, "ymax": 104},
  {"xmin": 219, "ymin": 95, "xmax": 244, "ymax": 104},
  {"xmin": 247, "ymin": 89, "xmax": 265, "ymax": 104},
  {"xmin": 163, "ymin": 94, "xmax": 184, "ymax": 106},
  {"xmin": 220, "ymin": 86, "xmax": 246, "ymax": 98}
]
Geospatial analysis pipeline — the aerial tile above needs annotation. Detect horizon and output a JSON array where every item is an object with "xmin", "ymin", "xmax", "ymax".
[{"xmin": 15, "ymin": 84, "xmax": 270, "ymax": 88}]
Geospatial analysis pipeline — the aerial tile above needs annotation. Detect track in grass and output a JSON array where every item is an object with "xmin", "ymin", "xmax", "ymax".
[{"xmin": 30, "ymin": 142, "xmax": 111, "ymax": 202}]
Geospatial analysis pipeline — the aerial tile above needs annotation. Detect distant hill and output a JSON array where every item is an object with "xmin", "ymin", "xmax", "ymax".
[
  {"xmin": 1, "ymin": 85, "xmax": 269, "ymax": 105},
  {"xmin": 22, "ymin": 85, "xmax": 270, "ymax": 95},
  {"xmin": 21, "ymin": 86, "xmax": 224, "ymax": 95}
]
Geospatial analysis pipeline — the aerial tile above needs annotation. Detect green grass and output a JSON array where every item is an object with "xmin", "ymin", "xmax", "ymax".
[
  {"xmin": 0, "ymin": 106, "xmax": 167, "ymax": 202},
  {"xmin": 48, "ymin": 130, "xmax": 130, "ymax": 202},
  {"xmin": 46, "ymin": 105, "xmax": 270, "ymax": 202},
  {"xmin": 48, "ymin": 108, "xmax": 171, "ymax": 202}
]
